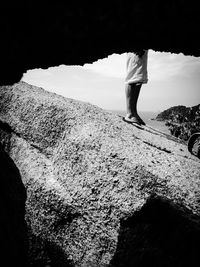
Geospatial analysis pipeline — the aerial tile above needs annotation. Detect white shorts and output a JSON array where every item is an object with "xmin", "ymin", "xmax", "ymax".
[{"xmin": 125, "ymin": 50, "xmax": 148, "ymax": 84}]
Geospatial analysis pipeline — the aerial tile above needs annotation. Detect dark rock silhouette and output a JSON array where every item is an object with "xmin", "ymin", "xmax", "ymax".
[
  {"xmin": 0, "ymin": 82, "xmax": 200, "ymax": 266},
  {"xmin": 1, "ymin": 1, "xmax": 200, "ymax": 85},
  {"xmin": 0, "ymin": 142, "xmax": 28, "ymax": 266},
  {"xmin": 156, "ymin": 104, "xmax": 200, "ymax": 141},
  {"xmin": 109, "ymin": 197, "xmax": 200, "ymax": 267},
  {"xmin": 188, "ymin": 133, "xmax": 200, "ymax": 159}
]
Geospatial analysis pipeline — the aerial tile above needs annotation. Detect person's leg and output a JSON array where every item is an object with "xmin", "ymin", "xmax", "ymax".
[
  {"xmin": 125, "ymin": 83, "xmax": 141, "ymax": 117},
  {"xmin": 125, "ymin": 83, "xmax": 145, "ymax": 125}
]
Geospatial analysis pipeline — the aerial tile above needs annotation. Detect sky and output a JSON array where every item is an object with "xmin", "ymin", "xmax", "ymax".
[{"xmin": 22, "ymin": 50, "xmax": 200, "ymax": 112}]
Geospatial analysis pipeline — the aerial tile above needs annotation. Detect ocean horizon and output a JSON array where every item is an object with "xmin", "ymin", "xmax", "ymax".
[{"xmin": 108, "ymin": 110, "xmax": 171, "ymax": 135}]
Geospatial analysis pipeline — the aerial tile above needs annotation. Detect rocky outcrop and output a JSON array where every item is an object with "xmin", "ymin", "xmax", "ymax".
[
  {"xmin": 1, "ymin": 1, "xmax": 200, "ymax": 85},
  {"xmin": 0, "ymin": 142, "xmax": 28, "ymax": 266},
  {"xmin": 0, "ymin": 81, "xmax": 200, "ymax": 267},
  {"xmin": 156, "ymin": 104, "xmax": 200, "ymax": 141}
]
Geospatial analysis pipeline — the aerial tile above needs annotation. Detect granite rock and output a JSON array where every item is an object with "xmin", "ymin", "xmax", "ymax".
[{"xmin": 0, "ymin": 81, "xmax": 200, "ymax": 267}]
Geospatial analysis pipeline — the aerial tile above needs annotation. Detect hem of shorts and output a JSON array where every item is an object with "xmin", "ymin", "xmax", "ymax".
[{"xmin": 125, "ymin": 80, "xmax": 148, "ymax": 85}]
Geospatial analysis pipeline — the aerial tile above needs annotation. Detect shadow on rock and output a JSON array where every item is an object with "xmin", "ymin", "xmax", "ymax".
[
  {"xmin": 0, "ymin": 144, "xmax": 28, "ymax": 266},
  {"xmin": 109, "ymin": 196, "xmax": 200, "ymax": 267},
  {"xmin": 28, "ymin": 230, "xmax": 74, "ymax": 267}
]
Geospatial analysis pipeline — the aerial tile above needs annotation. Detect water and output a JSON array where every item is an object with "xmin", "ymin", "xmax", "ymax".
[{"xmin": 108, "ymin": 110, "xmax": 171, "ymax": 135}]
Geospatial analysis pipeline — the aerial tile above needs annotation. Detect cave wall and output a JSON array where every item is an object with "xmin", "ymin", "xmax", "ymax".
[
  {"xmin": 1, "ymin": 0, "xmax": 200, "ymax": 85},
  {"xmin": 0, "ymin": 141, "xmax": 28, "ymax": 266}
]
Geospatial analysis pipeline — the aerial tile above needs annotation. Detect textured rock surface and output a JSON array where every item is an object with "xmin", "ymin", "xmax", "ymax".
[
  {"xmin": 0, "ymin": 82, "xmax": 200, "ymax": 266},
  {"xmin": 1, "ymin": 1, "xmax": 200, "ymax": 85},
  {"xmin": 0, "ymin": 142, "xmax": 28, "ymax": 266}
]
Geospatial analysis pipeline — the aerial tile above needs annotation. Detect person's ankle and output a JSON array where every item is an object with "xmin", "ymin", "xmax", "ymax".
[
  {"xmin": 126, "ymin": 113, "xmax": 132, "ymax": 118},
  {"xmin": 132, "ymin": 112, "xmax": 138, "ymax": 117},
  {"xmin": 127, "ymin": 112, "xmax": 138, "ymax": 118}
]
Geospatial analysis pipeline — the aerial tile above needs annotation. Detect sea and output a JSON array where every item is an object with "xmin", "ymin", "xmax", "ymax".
[{"xmin": 108, "ymin": 110, "xmax": 170, "ymax": 135}]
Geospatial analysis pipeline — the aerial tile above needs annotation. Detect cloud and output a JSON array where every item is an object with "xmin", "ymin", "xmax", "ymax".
[
  {"xmin": 83, "ymin": 50, "xmax": 200, "ymax": 82},
  {"xmin": 23, "ymin": 50, "xmax": 200, "ymax": 84},
  {"xmin": 22, "ymin": 68, "xmax": 52, "ymax": 79},
  {"xmin": 83, "ymin": 53, "xmax": 127, "ymax": 78},
  {"xmin": 22, "ymin": 50, "xmax": 200, "ymax": 112},
  {"xmin": 148, "ymin": 50, "xmax": 200, "ymax": 81}
]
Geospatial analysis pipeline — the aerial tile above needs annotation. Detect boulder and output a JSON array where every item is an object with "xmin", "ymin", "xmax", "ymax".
[{"xmin": 0, "ymin": 81, "xmax": 200, "ymax": 267}]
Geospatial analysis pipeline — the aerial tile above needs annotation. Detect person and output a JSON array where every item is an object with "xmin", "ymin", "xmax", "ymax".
[{"xmin": 123, "ymin": 49, "xmax": 148, "ymax": 125}]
